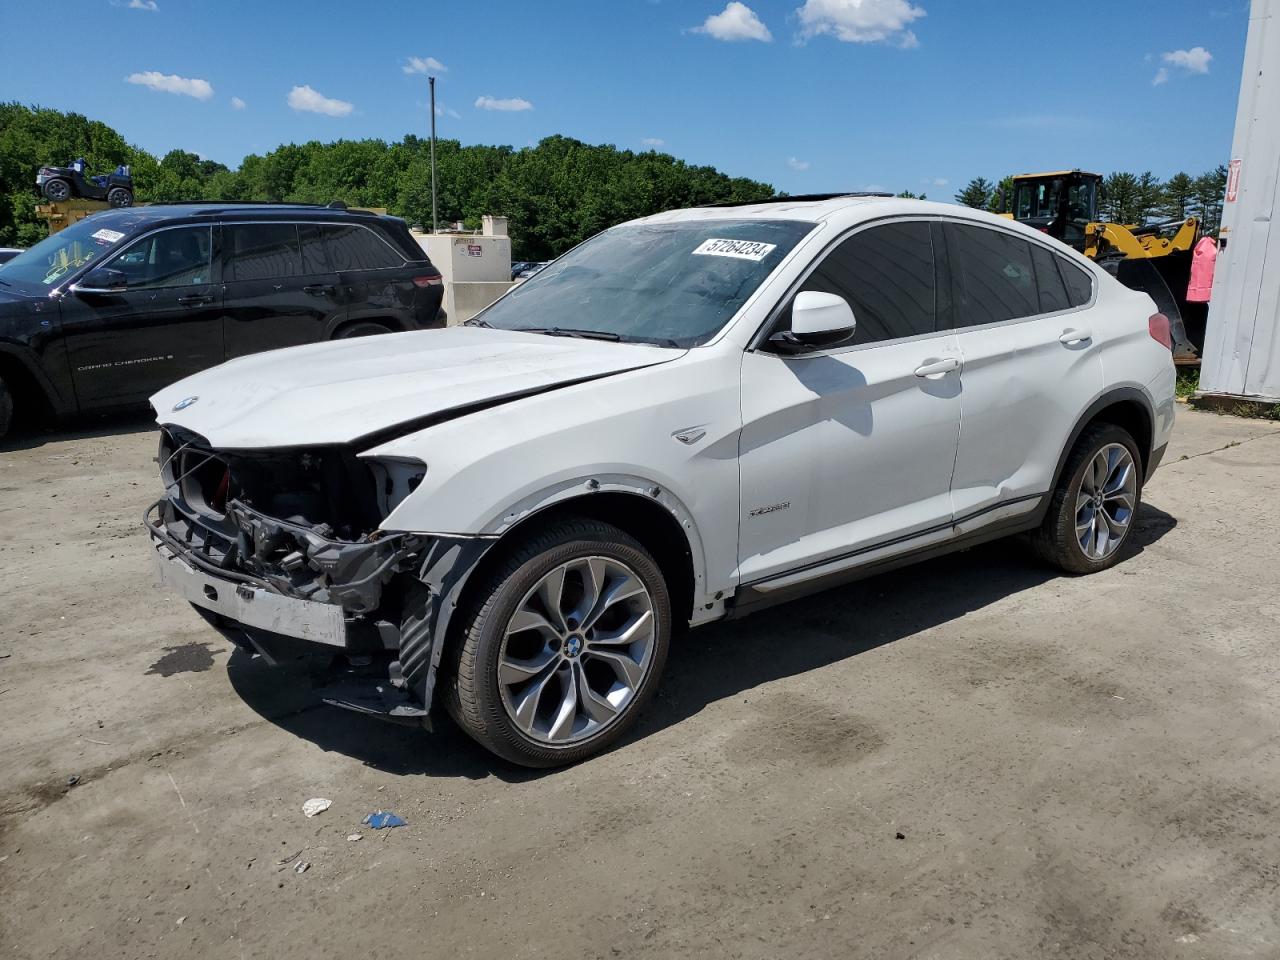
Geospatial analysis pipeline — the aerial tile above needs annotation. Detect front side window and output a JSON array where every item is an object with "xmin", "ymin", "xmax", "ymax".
[
  {"xmin": 477, "ymin": 219, "xmax": 815, "ymax": 347},
  {"xmin": 788, "ymin": 220, "xmax": 939, "ymax": 345},
  {"xmin": 109, "ymin": 226, "xmax": 212, "ymax": 289},
  {"xmin": 323, "ymin": 225, "xmax": 402, "ymax": 271},
  {"xmin": 224, "ymin": 223, "xmax": 302, "ymax": 282},
  {"xmin": 946, "ymin": 222, "xmax": 1038, "ymax": 327}
]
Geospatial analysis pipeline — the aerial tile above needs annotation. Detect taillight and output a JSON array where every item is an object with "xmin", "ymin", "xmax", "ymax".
[
  {"xmin": 1148, "ymin": 312, "xmax": 1172, "ymax": 349},
  {"xmin": 413, "ymin": 275, "xmax": 443, "ymax": 288}
]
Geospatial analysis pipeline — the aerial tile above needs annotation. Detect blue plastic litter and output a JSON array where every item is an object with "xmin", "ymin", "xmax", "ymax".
[{"xmin": 362, "ymin": 810, "xmax": 406, "ymax": 829}]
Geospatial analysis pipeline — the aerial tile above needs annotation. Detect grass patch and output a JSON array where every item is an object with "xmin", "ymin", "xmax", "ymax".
[{"xmin": 1175, "ymin": 369, "xmax": 1199, "ymax": 400}]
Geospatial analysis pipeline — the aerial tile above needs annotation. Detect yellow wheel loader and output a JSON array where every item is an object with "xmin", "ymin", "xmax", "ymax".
[{"xmin": 1007, "ymin": 170, "xmax": 1204, "ymax": 361}]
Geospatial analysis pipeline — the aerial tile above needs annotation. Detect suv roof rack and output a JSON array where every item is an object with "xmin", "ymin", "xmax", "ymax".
[
  {"xmin": 138, "ymin": 200, "xmax": 379, "ymax": 217},
  {"xmin": 698, "ymin": 192, "xmax": 895, "ymax": 208}
]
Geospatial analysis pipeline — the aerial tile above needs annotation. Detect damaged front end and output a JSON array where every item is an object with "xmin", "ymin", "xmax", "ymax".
[{"xmin": 145, "ymin": 426, "xmax": 488, "ymax": 724}]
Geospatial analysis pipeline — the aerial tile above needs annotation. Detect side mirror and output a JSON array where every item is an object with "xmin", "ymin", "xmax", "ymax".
[
  {"xmin": 72, "ymin": 267, "xmax": 127, "ymax": 294},
  {"xmin": 769, "ymin": 291, "xmax": 856, "ymax": 354}
]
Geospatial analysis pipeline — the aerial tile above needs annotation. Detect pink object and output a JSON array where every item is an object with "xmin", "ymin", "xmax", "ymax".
[{"xmin": 1187, "ymin": 235, "xmax": 1217, "ymax": 303}]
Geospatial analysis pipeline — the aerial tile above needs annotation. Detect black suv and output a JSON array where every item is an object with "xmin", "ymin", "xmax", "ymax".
[{"xmin": 0, "ymin": 203, "xmax": 444, "ymax": 440}]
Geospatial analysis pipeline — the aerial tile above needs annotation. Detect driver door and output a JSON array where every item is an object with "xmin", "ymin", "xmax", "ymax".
[
  {"xmin": 737, "ymin": 219, "xmax": 962, "ymax": 585},
  {"xmin": 58, "ymin": 224, "xmax": 222, "ymax": 407}
]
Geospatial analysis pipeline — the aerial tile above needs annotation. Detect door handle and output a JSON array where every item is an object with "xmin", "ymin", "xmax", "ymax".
[
  {"xmin": 304, "ymin": 284, "xmax": 336, "ymax": 297},
  {"xmin": 177, "ymin": 294, "xmax": 213, "ymax": 307},
  {"xmin": 914, "ymin": 357, "xmax": 961, "ymax": 378},
  {"xmin": 1059, "ymin": 327, "xmax": 1093, "ymax": 345}
]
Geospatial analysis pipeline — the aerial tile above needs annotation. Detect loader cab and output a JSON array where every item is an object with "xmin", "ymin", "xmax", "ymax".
[{"xmin": 1011, "ymin": 170, "xmax": 1101, "ymax": 251}]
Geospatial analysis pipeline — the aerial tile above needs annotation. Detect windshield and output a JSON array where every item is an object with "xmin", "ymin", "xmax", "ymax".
[
  {"xmin": 476, "ymin": 219, "xmax": 814, "ymax": 346},
  {"xmin": 0, "ymin": 216, "xmax": 135, "ymax": 288}
]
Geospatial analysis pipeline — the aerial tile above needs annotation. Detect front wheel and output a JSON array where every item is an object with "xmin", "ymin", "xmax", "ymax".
[
  {"xmin": 42, "ymin": 179, "xmax": 71, "ymax": 202},
  {"xmin": 0, "ymin": 373, "xmax": 13, "ymax": 442},
  {"xmin": 446, "ymin": 518, "xmax": 671, "ymax": 767},
  {"xmin": 1031, "ymin": 423, "xmax": 1142, "ymax": 574},
  {"xmin": 107, "ymin": 187, "xmax": 133, "ymax": 208}
]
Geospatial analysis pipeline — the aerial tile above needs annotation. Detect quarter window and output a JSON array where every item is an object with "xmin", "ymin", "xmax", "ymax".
[
  {"xmin": 299, "ymin": 224, "xmax": 330, "ymax": 274},
  {"xmin": 323, "ymin": 225, "xmax": 402, "ymax": 271},
  {"xmin": 1030, "ymin": 243, "xmax": 1070, "ymax": 313},
  {"xmin": 109, "ymin": 226, "xmax": 212, "ymax": 289},
  {"xmin": 945, "ymin": 222, "xmax": 1038, "ymax": 326},
  {"xmin": 224, "ymin": 223, "xmax": 302, "ymax": 282},
  {"xmin": 1059, "ymin": 258, "xmax": 1094, "ymax": 307},
  {"xmin": 792, "ymin": 220, "xmax": 939, "ymax": 344}
]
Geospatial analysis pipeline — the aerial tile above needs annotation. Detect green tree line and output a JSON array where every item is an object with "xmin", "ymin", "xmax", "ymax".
[
  {"xmin": 0, "ymin": 102, "xmax": 775, "ymax": 257},
  {"xmin": 953, "ymin": 168, "xmax": 1230, "ymax": 232}
]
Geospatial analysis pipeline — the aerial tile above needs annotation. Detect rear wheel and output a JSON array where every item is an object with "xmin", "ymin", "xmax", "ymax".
[
  {"xmin": 1031, "ymin": 423, "xmax": 1142, "ymax": 574},
  {"xmin": 334, "ymin": 321, "xmax": 392, "ymax": 339},
  {"xmin": 0, "ymin": 374, "xmax": 13, "ymax": 442},
  {"xmin": 107, "ymin": 187, "xmax": 133, "ymax": 208},
  {"xmin": 446, "ymin": 518, "xmax": 671, "ymax": 767},
  {"xmin": 42, "ymin": 179, "xmax": 71, "ymax": 203}
]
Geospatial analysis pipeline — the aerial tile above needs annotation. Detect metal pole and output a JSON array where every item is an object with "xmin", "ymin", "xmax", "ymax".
[{"xmin": 429, "ymin": 76, "xmax": 439, "ymax": 233}]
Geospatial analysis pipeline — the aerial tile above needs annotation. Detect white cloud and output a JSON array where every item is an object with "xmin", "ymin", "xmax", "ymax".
[
  {"xmin": 1155, "ymin": 46, "xmax": 1212, "ymax": 84},
  {"xmin": 403, "ymin": 56, "xmax": 447, "ymax": 75},
  {"xmin": 927, "ymin": 176, "xmax": 948, "ymax": 187},
  {"xmin": 128, "ymin": 0, "xmax": 159, "ymax": 10},
  {"xmin": 475, "ymin": 95, "xmax": 533, "ymax": 112},
  {"xmin": 287, "ymin": 84, "xmax": 354, "ymax": 117},
  {"xmin": 787, "ymin": 157, "xmax": 811, "ymax": 171},
  {"xmin": 694, "ymin": 2, "xmax": 772, "ymax": 42},
  {"xmin": 796, "ymin": 0, "xmax": 926, "ymax": 47},
  {"xmin": 641, "ymin": 137, "xmax": 666, "ymax": 147},
  {"xmin": 125, "ymin": 71, "xmax": 214, "ymax": 100},
  {"xmin": 434, "ymin": 103, "xmax": 462, "ymax": 119},
  {"xmin": 230, "ymin": 96, "xmax": 246, "ymax": 110}
]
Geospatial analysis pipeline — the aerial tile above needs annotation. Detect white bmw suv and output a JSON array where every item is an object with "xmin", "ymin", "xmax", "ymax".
[{"xmin": 147, "ymin": 195, "xmax": 1176, "ymax": 766}]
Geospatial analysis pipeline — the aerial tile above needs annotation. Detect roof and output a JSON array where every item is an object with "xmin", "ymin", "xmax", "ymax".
[
  {"xmin": 135, "ymin": 202, "xmax": 383, "ymax": 220},
  {"xmin": 1013, "ymin": 170, "xmax": 1102, "ymax": 180}
]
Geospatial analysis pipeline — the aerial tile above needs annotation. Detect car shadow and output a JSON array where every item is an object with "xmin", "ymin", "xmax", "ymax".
[
  {"xmin": 225, "ymin": 501, "xmax": 1177, "ymax": 783},
  {"xmin": 0, "ymin": 410, "xmax": 156, "ymax": 452}
]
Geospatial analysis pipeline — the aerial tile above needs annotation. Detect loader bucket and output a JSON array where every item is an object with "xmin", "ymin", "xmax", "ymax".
[{"xmin": 1104, "ymin": 255, "xmax": 1201, "ymax": 362}]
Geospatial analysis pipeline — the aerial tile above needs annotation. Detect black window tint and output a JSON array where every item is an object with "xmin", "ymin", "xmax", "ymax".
[
  {"xmin": 946, "ymin": 223, "xmax": 1039, "ymax": 326},
  {"xmin": 1031, "ymin": 243, "xmax": 1070, "ymax": 313},
  {"xmin": 323, "ymin": 225, "xmax": 401, "ymax": 271},
  {"xmin": 111, "ymin": 226, "xmax": 212, "ymax": 289},
  {"xmin": 298, "ymin": 224, "xmax": 329, "ymax": 274},
  {"xmin": 797, "ymin": 220, "xmax": 937, "ymax": 344},
  {"xmin": 224, "ymin": 223, "xmax": 301, "ymax": 282},
  {"xmin": 1059, "ymin": 258, "xmax": 1094, "ymax": 307}
]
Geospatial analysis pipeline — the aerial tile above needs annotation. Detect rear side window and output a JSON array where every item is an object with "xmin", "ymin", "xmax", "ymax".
[
  {"xmin": 946, "ymin": 222, "xmax": 1038, "ymax": 326},
  {"xmin": 1059, "ymin": 258, "xmax": 1094, "ymax": 307},
  {"xmin": 224, "ymin": 223, "xmax": 302, "ymax": 282},
  {"xmin": 795, "ymin": 220, "xmax": 939, "ymax": 344},
  {"xmin": 1030, "ymin": 243, "xmax": 1069, "ymax": 313},
  {"xmin": 323, "ymin": 225, "xmax": 403, "ymax": 271}
]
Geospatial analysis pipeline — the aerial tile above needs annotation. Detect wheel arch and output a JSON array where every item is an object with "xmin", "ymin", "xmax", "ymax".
[
  {"xmin": 327, "ymin": 316, "xmax": 403, "ymax": 339},
  {"xmin": 1051, "ymin": 386, "xmax": 1156, "ymax": 490},
  {"xmin": 0, "ymin": 344, "xmax": 64, "ymax": 422}
]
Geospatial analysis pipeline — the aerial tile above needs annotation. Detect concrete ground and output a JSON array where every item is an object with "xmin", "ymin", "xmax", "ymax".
[{"xmin": 2, "ymin": 407, "xmax": 1279, "ymax": 960}]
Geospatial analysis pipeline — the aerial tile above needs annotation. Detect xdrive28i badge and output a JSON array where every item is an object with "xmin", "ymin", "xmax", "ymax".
[{"xmin": 172, "ymin": 396, "xmax": 199, "ymax": 412}]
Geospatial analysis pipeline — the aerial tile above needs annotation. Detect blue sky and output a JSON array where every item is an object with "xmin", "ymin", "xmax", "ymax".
[{"xmin": 0, "ymin": 0, "xmax": 1251, "ymax": 195}]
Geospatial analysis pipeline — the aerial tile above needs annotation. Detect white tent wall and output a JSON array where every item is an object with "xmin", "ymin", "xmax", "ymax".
[{"xmin": 1200, "ymin": 0, "xmax": 1280, "ymax": 402}]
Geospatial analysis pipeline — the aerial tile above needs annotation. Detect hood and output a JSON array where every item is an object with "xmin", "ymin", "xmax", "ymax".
[{"xmin": 151, "ymin": 326, "xmax": 683, "ymax": 449}]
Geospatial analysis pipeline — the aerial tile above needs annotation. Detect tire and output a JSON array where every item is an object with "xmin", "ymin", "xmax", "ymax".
[
  {"xmin": 446, "ymin": 517, "xmax": 671, "ymax": 767},
  {"xmin": 0, "ymin": 374, "xmax": 13, "ymax": 443},
  {"xmin": 107, "ymin": 187, "xmax": 133, "ymax": 208},
  {"xmin": 1031, "ymin": 423, "xmax": 1143, "ymax": 575},
  {"xmin": 334, "ymin": 321, "xmax": 392, "ymax": 339},
  {"xmin": 42, "ymin": 179, "xmax": 71, "ymax": 203}
]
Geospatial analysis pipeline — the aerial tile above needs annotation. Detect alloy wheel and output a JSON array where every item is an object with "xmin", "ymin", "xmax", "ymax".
[
  {"xmin": 1075, "ymin": 442, "xmax": 1137, "ymax": 560},
  {"xmin": 498, "ymin": 556, "xmax": 656, "ymax": 745}
]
